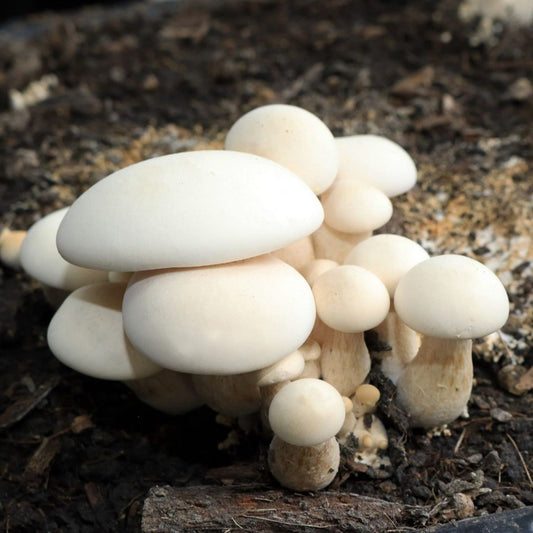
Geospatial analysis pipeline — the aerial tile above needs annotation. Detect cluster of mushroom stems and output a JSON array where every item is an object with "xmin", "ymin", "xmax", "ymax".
[{"xmin": 2, "ymin": 104, "xmax": 509, "ymax": 492}]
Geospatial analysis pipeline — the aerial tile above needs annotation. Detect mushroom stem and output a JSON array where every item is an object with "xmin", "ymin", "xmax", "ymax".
[
  {"xmin": 312, "ymin": 318, "xmax": 371, "ymax": 397},
  {"xmin": 373, "ymin": 307, "xmax": 420, "ymax": 384},
  {"xmin": 312, "ymin": 223, "xmax": 371, "ymax": 263},
  {"xmin": 268, "ymin": 435, "xmax": 340, "ymax": 491},
  {"xmin": 396, "ymin": 336, "xmax": 473, "ymax": 428},
  {"xmin": 0, "ymin": 228, "xmax": 26, "ymax": 270}
]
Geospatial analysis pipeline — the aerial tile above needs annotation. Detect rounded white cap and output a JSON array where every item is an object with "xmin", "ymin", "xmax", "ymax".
[
  {"xmin": 20, "ymin": 207, "xmax": 108, "ymax": 290},
  {"xmin": 225, "ymin": 104, "xmax": 339, "ymax": 194},
  {"xmin": 300, "ymin": 259, "xmax": 338, "ymax": 287},
  {"xmin": 394, "ymin": 254, "xmax": 510, "ymax": 339},
  {"xmin": 57, "ymin": 151, "xmax": 324, "ymax": 271},
  {"xmin": 47, "ymin": 282, "xmax": 162, "ymax": 380},
  {"xmin": 122, "ymin": 255, "xmax": 316, "ymax": 375},
  {"xmin": 320, "ymin": 180, "xmax": 393, "ymax": 234},
  {"xmin": 268, "ymin": 378, "xmax": 345, "ymax": 446},
  {"xmin": 344, "ymin": 234, "xmax": 429, "ymax": 298},
  {"xmin": 335, "ymin": 135, "xmax": 417, "ymax": 197},
  {"xmin": 256, "ymin": 350, "xmax": 305, "ymax": 387},
  {"xmin": 312, "ymin": 265, "xmax": 390, "ymax": 332}
]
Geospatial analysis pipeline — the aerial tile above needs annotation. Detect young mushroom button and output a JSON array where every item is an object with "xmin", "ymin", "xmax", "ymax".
[{"xmin": 394, "ymin": 254, "xmax": 510, "ymax": 428}]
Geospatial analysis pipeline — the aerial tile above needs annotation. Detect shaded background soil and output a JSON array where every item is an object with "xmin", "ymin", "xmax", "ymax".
[{"xmin": 0, "ymin": 0, "xmax": 532, "ymax": 531}]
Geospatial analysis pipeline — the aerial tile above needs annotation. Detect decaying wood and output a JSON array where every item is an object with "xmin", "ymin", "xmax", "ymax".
[{"xmin": 142, "ymin": 483, "xmax": 433, "ymax": 532}]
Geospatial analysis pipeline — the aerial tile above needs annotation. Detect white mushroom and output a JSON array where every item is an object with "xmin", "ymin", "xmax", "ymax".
[
  {"xmin": 122, "ymin": 255, "xmax": 316, "ymax": 375},
  {"xmin": 47, "ymin": 282, "xmax": 161, "ymax": 380},
  {"xmin": 56, "ymin": 150, "xmax": 323, "ymax": 271},
  {"xmin": 271, "ymin": 235, "xmax": 315, "ymax": 272},
  {"xmin": 124, "ymin": 370, "xmax": 203, "ymax": 415},
  {"xmin": 268, "ymin": 378, "xmax": 345, "ymax": 491},
  {"xmin": 300, "ymin": 258, "xmax": 338, "ymax": 287},
  {"xmin": 344, "ymin": 234, "xmax": 429, "ymax": 382},
  {"xmin": 0, "ymin": 228, "xmax": 26, "ymax": 270},
  {"xmin": 311, "ymin": 265, "xmax": 390, "ymax": 396},
  {"xmin": 352, "ymin": 384, "xmax": 381, "ymax": 418},
  {"xmin": 394, "ymin": 254, "xmax": 510, "ymax": 428},
  {"xmin": 20, "ymin": 207, "xmax": 108, "ymax": 306},
  {"xmin": 297, "ymin": 339, "xmax": 322, "ymax": 380},
  {"xmin": 256, "ymin": 349, "xmax": 305, "ymax": 429},
  {"xmin": 225, "ymin": 104, "xmax": 339, "ymax": 194},
  {"xmin": 335, "ymin": 135, "xmax": 417, "ymax": 197}
]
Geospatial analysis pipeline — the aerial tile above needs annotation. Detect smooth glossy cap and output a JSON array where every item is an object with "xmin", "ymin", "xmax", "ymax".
[
  {"xmin": 20, "ymin": 207, "xmax": 108, "ymax": 290},
  {"xmin": 320, "ymin": 180, "xmax": 393, "ymax": 234},
  {"xmin": 312, "ymin": 265, "xmax": 390, "ymax": 332},
  {"xmin": 335, "ymin": 135, "xmax": 417, "ymax": 197},
  {"xmin": 344, "ymin": 234, "xmax": 429, "ymax": 298},
  {"xmin": 47, "ymin": 282, "xmax": 162, "ymax": 380},
  {"xmin": 394, "ymin": 254, "xmax": 510, "ymax": 339},
  {"xmin": 57, "ymin": 151, "xmax": 324, "ymax": 271},
  {"xmin": 122, "ymin": 255, "xmax": 316, "ymax": 374},
  {"xmin": 268, "ymin": 378, "xmax": 345, "ymax": 446},
  {"xmin": 225, "ymin": 104, "xmax": 339, "ymax": 194}
]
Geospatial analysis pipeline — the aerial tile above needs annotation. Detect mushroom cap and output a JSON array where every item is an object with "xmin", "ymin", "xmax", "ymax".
[
  {"xmin": 225, "ymin": 104, "xmax": 339, "ymax": 194},
  {"xmin": 312, "ymin": 265, "xmax": 390, "ymax": 333},
  {"xmin": 394, "ymin": 254, "xmax": 510, "ymax": 339},
  {"xmin": 47, "ymin": 282, "xmax": 162, "ymax": 380},
  {"xmin": 20, "ymin": 207, "xmax": 108, "ymax": 290},
  {"xmin": 122, "ymin": 255, "xmax": 316, "ymax": 375},
  {"xmin": 256, "ymin": 350, "xmax": 306, "ymax": 387},
  {"xmin": 57, "ymin": 150, "xmax": 324, "ymax": 271},
  {"xmin": 268, "ymin": 378, "xmax": 345, "ymax": 446},
  {"xmin": 125, "ymin": 370, "xmax": 203, "ymax": 415},
  {"xmin": 344, "ymin": 234, "xmax": 429, "ymax": 298},
  {"xmin": 353, "ymin": 384, "xmax": 381, "ymax": 408},
  {"xmin": 320, "ymin": 180, "xmax": 393, "ymax": 234},
  {"xmin": 300, "ymin": 259, "xmax": 338, "ymax": 287},
  {"xmin": 335, "ymin": 135, "xmax": 417, "ymax": 197}
]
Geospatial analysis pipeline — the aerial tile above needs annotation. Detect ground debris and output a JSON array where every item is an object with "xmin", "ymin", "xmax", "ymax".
[{"xmin": 142, "ymin": 484, "xmax": 433, "ymax": 532}]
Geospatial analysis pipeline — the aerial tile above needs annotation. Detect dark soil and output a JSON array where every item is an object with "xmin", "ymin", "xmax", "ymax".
[{"xmin": 0, "ymin": 1, "xmax": 531, "ymax": 531}]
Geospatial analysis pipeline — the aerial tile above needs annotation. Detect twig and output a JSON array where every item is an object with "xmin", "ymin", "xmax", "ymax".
[{"xmin": 506, "ymin": 433, "xmax": 533, "ymax": 488}]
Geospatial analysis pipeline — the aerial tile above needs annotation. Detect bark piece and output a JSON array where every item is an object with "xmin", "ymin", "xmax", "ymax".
[{"xmin": 142, "ymin": 483, "xmax": 431, "ymax": 532}]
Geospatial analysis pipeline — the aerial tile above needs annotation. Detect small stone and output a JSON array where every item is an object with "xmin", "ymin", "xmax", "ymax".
[
  {"xmin": 452, "ymin": 493, "xmax": 475, "ymax": 519},
  {"xmin": 498, "ymin": 365, "xmax": 528, "ymax": 396},
  {"xmin": 504, "ymin": 78, "xmax": 533, "ymax": 102},
  {"xmin": 142, "ymin": 74, "xmax": 159, "ymax": 91},
  {"xmin": 466, "ymin": 453, "xmax": 483, "ymax": 465},
  {"xmin": 490, "ymin": 407, "xmax": 513, "ymax": 422}
]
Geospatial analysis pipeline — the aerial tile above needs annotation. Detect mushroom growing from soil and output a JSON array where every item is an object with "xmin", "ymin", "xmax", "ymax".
[
  {"xmin": 311, "ymin": 265, "xmax": 390, "ymax": 396},
  {"xmin": 47, "ymin": 282, "xmax": 161, "ymax": 380},
  {"xmin": 20, "ymin": 207, "xmax": 108, "ymax": 306},
  {"xmin": 312, "ymin": 180, "xmax": 393, "ymax": 263},
  {"xmin": 268, "ymin": 378, "xmax": 345, "ymax": 491},
  {"xmin": 335, "ymin": 134, "xmax": 417, "ymax": 198},
  {"xmin": 393, "ymin": 254, "xmax": 510, "ymax": 428},
  {"xmin": 344, "ymin": 234, "xmax": 430, "ymax": 382},
  {"xmin": 225, "ymin": 104, "xmax": 339, "ymax": 195},
  {"xmin": 0, "ymin": 228, "xmax": 26, "ymax": 270}
]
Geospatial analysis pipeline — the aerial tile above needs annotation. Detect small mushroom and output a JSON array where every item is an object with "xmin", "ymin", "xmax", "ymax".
[
  {"xmin": 394, "ymin": 254, "xmax": 510, "ymax": 428},
  {"xmin": 255, "ymin": 349, "xmax": 305, "ymax": 429},
  {"xmin": 20, "ymin": 207, "xmax": 108, "ymax": 306},
  {"xmin": 267, "ymin": 378, "xmax": 345, "ymax": 491},
  {"xmin": 312, "ymin": 265, "xmax": 390, "ymax": 396},
  {"xmin": 297, "ymin": 339, "xmax": 322, "ymax": 379},
  {"xmin": 47, "ymin": 282, "xmax": 161, "ymax": 380},
  {"xmin": 335, "ymin": 135, "xmax": 417, "ymax": 197},
  {"xmin": 352, "ymin": 384, "xmax": 381, "ymax": 418},
  {"xmin": 300, "ymin": 258, "xmax": 338, "ymax": 287},
  {"xmin": 0, "ymin": 228, "xmax": 26, "ymax": 270},
  {"xmin": 225, "ymin": 104, "xmax": 339, "ymax": 194},
  {"xmin": 344, "ymin": 234, "xmax": 429, "ymax": 382}
]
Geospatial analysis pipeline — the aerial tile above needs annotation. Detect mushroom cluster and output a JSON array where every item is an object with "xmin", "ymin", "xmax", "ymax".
[{"xmin": 6, "ymin": 103, "xmax": 510, "ymax": 492}]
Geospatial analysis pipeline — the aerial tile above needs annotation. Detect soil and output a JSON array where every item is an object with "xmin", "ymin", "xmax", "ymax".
[{"xmin": 0, "ymin": 0, "xmax": 531, "ymax": 531}]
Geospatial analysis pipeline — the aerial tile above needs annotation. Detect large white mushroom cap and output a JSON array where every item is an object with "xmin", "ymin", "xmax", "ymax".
[
  {"xmin": 20, "ymin": 207, "xmax": 108, "ymax": 291},
  {"xmin": 344, "ymin": 234, "xmax": 429, "ymax": 298},
  {"xmin": 47, "ymin": 282, "xmax": 162, "ymax": 380},
  {"xmin": 394, "ymin": 254, "xmax": 509, "ymax": 339},
  {"xmin": 225, "ymin": 104, "xmax": 339, "ymax": 194},
  {"xmin": 268, "ymin": 378, "xmax": 345, "ymax": 446},
  {"xmin": 57, "ymin": 150, "xmax": 324, "ymax": 271},
  {"xmin": 335, "ymin": 135, "xmax": 417, "ymax": 197},
  {"xmin": 122, "ymin": 255, "xmax": 316, "ymax": 375}
]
